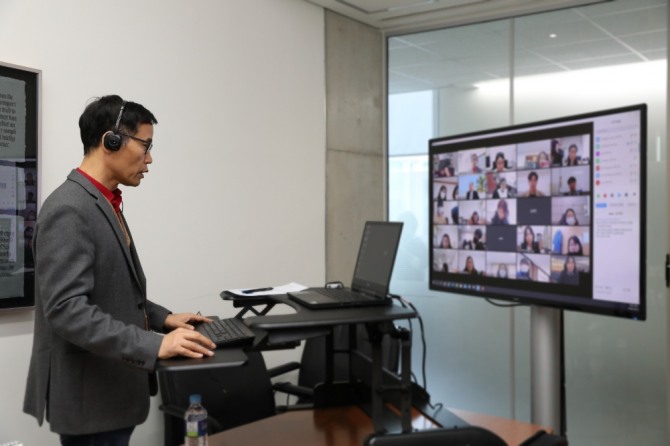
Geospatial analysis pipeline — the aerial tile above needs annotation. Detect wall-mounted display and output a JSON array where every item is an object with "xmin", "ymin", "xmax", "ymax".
[{"xmin": 0, "ymin": 61, "xmax": 40, "ymax": 311}]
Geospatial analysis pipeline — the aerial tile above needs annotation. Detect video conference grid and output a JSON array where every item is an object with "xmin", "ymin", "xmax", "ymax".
[{"xmin": 431, "ymin": 135, "xmax": 591, "ymax": 286}]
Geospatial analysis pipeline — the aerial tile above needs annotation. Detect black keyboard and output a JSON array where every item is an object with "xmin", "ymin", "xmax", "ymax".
[{"xmin": 196, "ymin": 317, "xmax": 255, "ymax": 347}]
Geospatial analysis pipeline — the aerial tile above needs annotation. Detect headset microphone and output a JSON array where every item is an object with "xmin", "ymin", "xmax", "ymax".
[{"xmin": 103, "ymin": 101, "xmax": 127, "ymax": 151}]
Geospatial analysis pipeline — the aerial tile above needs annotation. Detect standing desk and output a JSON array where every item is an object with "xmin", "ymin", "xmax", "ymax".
[
  {"xmin": 164, "ymin": 294, "xmax": 553, "ymax": 445},
  {"xmin": 232, "ymin": 294, "xmax": 419, "ymax": 434},
  {"xmin": 158, "ymin": 293, "xmax": 420, "ymax": 437}
]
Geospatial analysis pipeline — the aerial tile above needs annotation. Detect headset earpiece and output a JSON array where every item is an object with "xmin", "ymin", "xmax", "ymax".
[
  {"xmin": 103, "ymin": 101, "xmax": 127, "ymax": 151},
  {"xmin": 103, "ymin": 132, "xmax": 122, "ymax": 151}
]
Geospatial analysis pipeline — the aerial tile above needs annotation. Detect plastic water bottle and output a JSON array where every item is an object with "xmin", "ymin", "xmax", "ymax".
[{"xmin": 184, "ymin": 394, "xmax": 208, "ymax": 446}]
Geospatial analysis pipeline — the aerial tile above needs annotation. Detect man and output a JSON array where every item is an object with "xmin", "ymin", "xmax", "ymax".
[
  {"xmin": 564, "ymin": 176, "xmax": 581, "ymax": 195},
  {"xmin": 522, "ymin": 171, "xmax": 545, "ymax": 197},
  {"xmin": 23, "ymin": 95, "xmax": 216, "ymax": 445},
  {"xmin": 465, "ymin": 182, "xmax": 480, "ymax": 199},
  {"xmin": 472, "ymin": 228, "xmax": 485, "ymax": 250}
]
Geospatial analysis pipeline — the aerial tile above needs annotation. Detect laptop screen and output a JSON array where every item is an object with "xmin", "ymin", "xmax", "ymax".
[{"xmin": 351, "ymin": 221, "xmax": 403, "ymax": 297}]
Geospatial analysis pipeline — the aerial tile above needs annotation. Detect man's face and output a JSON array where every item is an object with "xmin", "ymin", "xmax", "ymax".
[
  {"xmin": 569, "ymin": 180, "xmax": 577, "ymax": 192},
  {"xmin": 110, "ymin": 123, "xmax": 153, "ymax": 187},
  {"xmin": 529, "ymin": 175, "xmax": 538, "ymax": 191}
]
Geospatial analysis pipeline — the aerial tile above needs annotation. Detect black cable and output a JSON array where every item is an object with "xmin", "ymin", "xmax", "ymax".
[
  {"xmin": 390, "ymin": 294, "xmax": 428, "ymax": 392},
  {"xmin": 391, "ymin": 294, "xmax": 417, "ymax": 385},
  {"xmin": 426, "ymin": 400, "xmax": 443, "ymax": 416},
  {"xmin": 390, "ymin": 294, "xmax": 446, "ymax": 421}
]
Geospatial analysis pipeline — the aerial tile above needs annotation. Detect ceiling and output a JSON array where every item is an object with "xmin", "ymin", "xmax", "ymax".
[
  {"xmin": 305, "ymin": 0, "xmax": 612, "ymax": 33},
  {"xmin": 305, "ymin": 0, "xmax": 667, "ymax": 94}
]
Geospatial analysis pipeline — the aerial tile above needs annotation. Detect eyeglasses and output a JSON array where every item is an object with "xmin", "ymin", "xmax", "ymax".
[{"xmin": 119, "ymin": 133, "xmax": 153, "ymax": 154}]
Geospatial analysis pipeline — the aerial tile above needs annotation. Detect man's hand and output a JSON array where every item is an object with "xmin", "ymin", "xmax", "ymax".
[
  {"xmin": 158, "ymin": 327, "xmax": 216, "ymax": 359},
  {"xmin": 164, "ymin": 312, "xmax": 212, "ymax": 331},
  {"xmin": 158, "ymin": 313, "xmax": 216, "ymax": 359}
]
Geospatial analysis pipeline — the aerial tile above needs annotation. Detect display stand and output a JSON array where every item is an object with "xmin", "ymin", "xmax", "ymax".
[{"xmin": 530, "ymin": 305, "xmax": 565, "ymax": 435}]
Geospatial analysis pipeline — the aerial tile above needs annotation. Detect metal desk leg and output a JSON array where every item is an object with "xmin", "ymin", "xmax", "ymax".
[
  {"xmin": 369, "ymin": 327, "xmax": 385, "ymax": 434},
  {"xmin": 325, "ymin": 331, "xmax": 334, "ymax": 384},
  {"xmin": 367, "ymin": 323, "xmax": 413, "ymax": 434}
]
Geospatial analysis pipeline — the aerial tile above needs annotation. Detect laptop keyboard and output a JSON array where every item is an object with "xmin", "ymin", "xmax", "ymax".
[
  {"xmin": 196, "ymin": 317, "xmax": 255, "ymax": 347},
  {"xmin": 319, "ymin": 288, "xmax": 373, "ymax": 301}
]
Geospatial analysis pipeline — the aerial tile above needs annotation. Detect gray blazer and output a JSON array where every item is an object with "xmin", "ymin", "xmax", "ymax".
[{"xmin": 23, "ymin": 170, "xmax": 171, "ymax": 435}]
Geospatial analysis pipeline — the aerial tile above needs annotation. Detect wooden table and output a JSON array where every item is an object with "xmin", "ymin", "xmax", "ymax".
[{"xmin": 207, "ymin": 405, "xmax": 551, "ymax": 446}]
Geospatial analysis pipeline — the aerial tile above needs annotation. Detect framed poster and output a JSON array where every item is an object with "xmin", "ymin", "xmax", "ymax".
[{"xmin": 0, "ymin": 61, "xmax": 40, "ymax": 311}]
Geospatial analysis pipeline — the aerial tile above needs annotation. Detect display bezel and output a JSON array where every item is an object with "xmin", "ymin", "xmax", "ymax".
[{"xmin": 428, "ymin": 104, "xmax": 646, "ymax": 321}]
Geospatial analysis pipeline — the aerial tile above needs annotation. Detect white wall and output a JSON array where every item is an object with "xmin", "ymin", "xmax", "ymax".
[{"xmin": 0, "ymin": 0, "xmax": 325, "ymax": 444}]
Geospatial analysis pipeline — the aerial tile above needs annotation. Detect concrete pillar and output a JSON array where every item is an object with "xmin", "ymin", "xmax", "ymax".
[{"xmin": 325, "ymin": 11, "xmax": 384, "ymax": 283}]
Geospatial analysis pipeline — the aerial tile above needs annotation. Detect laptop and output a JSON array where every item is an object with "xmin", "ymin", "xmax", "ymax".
[{"xmin": 288, "ymin": 221, "xmax": 403, "ymax": 309}]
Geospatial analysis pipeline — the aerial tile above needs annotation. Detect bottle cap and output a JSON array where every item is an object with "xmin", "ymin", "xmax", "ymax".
[{"xmin": 189, "ymin": 394, "xmax": 201, "ymax": 404}]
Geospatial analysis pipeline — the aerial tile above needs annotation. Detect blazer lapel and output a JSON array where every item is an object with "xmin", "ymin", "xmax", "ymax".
[{"xmin": 68, "ymin": 170, "xmax": 146, "ymax": 296}]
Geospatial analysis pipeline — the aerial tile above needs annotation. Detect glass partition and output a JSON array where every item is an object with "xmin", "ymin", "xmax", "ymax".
[
  {"xmin": 389, "ymin": 19, "xmax": 516, "ymax": 418},
  {"xmin": 388, "ymin": 1, "xmax": 667, "ymax": 444},
  {"xmin": 514, "ymin": 3, "xmax": 667, "ymax": 444}
]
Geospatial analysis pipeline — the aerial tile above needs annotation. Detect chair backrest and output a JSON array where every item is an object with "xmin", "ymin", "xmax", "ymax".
[
  {"xmin": 158, "ymin": 351, "xmax": 276, "ymax": 445},
  {"xmin": 365, "ymin": 426, "xmax": 507, "ymax": 446}
]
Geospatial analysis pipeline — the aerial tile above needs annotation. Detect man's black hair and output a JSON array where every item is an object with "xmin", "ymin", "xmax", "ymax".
[{"xmin": 79, "ymin": 95, "xmax": 158, "ymax": 154}]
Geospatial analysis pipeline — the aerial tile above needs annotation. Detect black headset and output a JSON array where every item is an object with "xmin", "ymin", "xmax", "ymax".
[{"xmin": 103, "ymin": 101, "xmax": 127, "ymax": 151}]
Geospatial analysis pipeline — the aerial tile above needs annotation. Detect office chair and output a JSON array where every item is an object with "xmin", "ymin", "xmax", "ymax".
[
  {"xmin": 270, "ymin": 323, "xmax": 401, "ymax": 409},
  {"xmin": 364, "ymin": 426, "xmax": 507, "ymax": 446},
  {"xmin": 157, "ymin": 350, "xmax": 276, "ymax": 446}
]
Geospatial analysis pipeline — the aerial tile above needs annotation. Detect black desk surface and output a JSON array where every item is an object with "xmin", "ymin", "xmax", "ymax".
[
  {"xmin": 243, "ymin": 295, "xmax": 417, "ymax": 330},
  {"xmin": 156, "ymin": 347, "xmax": 247, "ymax": 372}
]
